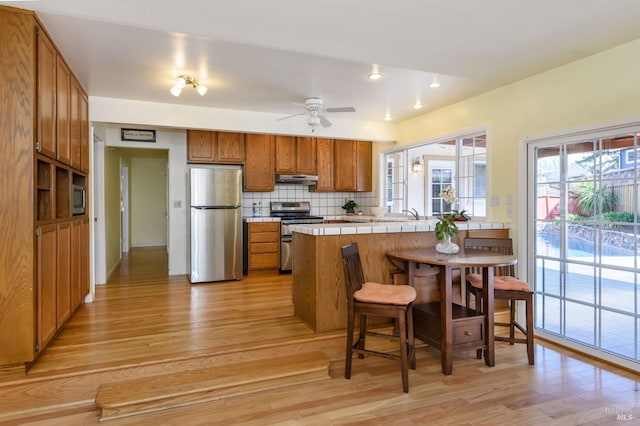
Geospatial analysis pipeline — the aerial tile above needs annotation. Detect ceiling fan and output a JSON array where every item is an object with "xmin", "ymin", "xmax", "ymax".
[{"xmin": 277, "ymin": 97, "xmax": 355, "ymax": 131}]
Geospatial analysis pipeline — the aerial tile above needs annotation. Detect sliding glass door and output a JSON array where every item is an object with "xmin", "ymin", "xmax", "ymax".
[{"xmin": 529, "ymin": 127, "xmax": 640, "ymax": 364}]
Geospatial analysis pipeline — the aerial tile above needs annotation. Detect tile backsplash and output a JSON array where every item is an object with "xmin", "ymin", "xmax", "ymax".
[{"xmin": 241, "ymin": 185, "xmax": 378, "ymax": 217}]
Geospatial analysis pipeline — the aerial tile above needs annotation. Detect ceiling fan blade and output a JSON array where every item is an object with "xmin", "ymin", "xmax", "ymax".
[
  {"xmin": 325, "ymin": 106, "xmax": 355, "ymax": 113},
  {"xmin": 319, "ymin": 115, "xmax": 332, "ymax": 128},
  {"xmin": 276, "ymin": 112, "xmax": 306, "ymax": 121}
]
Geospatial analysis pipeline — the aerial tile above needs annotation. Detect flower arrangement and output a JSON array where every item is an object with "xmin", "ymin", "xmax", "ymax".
[
  {"xmin": 435, "ymin": 213, "xmax": 459, "ymax": 240},
  {"xmin": 435, "ymin": 187, "xmax": 461, "ymax": 240}
]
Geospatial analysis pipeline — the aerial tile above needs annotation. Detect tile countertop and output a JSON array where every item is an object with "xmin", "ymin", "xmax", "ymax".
[
  {"xmin": 288, "ymin": 219, "xmax": 511, "ymax": 236},
  {"xmin": 243, "ymin": 217, "xmax": 281, "ymax": 223},
  {"xmin": 243, "ymin": 215, "xmax": 410, "ymax": 223}
]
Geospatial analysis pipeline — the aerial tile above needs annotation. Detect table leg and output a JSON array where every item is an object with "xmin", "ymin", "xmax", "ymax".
[
  {"xmin": 440, "ymin": 265, "xmax": 453, "ymax": 375},
  {"xmin": 482, "ymin": 267, "xmax": 495, "ymax": 367},
  {"xmin": 407, "ymin": 261, "xmax": 415, "ymax": 287}
]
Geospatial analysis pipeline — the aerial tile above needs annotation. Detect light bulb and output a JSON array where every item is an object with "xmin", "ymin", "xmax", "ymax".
[
  {"xmin": 170, "ymin": 85, "xmax": 182, "ymax": 97},
  {"xmin": 196, "ymin": 85, "xmax": 208, "ymax": 96},
  {"xmin": 175, "ymin": 77, "xmax": 186, "ymax": 89},
  {"xmin": 368, "ymin": 72, "xmax": 383, "ymax": 81}
]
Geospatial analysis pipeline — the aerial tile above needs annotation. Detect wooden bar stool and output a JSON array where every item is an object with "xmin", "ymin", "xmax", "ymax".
[
  {"xmin": 341, "ymin": 243, "xmax": 417, "ymax": 392},
  {"xmin": 464, "ymin": 237, "xmax": 534, "ymax": 365}
]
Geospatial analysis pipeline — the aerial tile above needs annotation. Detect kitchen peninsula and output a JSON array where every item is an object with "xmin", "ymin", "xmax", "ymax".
[{"xmin": 290, "ymin": 220, "xmax": 510, "ymax": 332}]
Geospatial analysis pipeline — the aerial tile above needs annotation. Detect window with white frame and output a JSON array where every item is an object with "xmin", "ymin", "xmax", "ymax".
[{"xmin": 384, "ymin": 131, "xmax": 487, "ymax": 218}]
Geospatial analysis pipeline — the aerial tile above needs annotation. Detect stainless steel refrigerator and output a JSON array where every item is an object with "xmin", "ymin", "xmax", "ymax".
[{"xmin": 188, "ymin": 166, "xmax": 242, "ymax": 283}]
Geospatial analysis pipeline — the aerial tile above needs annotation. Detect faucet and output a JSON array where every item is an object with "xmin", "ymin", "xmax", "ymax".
[{"xmin": 402, "ymin": 208, "xmax": 420, "ymax": 220}]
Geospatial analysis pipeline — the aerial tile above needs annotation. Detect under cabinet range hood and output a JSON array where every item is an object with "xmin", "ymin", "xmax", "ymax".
[{"xmin": 275, "ymin": 174, "xmax": 319, "ymax": 185}]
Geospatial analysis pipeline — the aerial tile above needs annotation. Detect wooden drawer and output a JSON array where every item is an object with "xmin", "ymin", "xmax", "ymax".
[
  {"xmin": 413, "ymin": 302, "xmax": 485, "ymax": 352},
  {"xmin": 249, "ymin": 252, "xmax": 279, "ymax": 270},
  {"xmin": 250, "ymin": 242, "xmax": 279, "ymax": 254},
  {"xmin": 452, "ymin": 317, "xmax": 484, "ymax": 347},
  {"xmin": 250, "ymin": 222, "xmax": 279, "ymax": 233},
  {"xmin": 251, "ymin": 231, "xmax": 279, "ymax": 243}
]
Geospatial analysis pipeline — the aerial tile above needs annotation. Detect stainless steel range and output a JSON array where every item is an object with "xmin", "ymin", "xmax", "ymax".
[{"xmin": 270, "ymin": 201, "xmax": 323, "ymax": 272}]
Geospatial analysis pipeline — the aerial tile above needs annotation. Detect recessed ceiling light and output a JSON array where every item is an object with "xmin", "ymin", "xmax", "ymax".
[{"xmin": 368, "ymin": 64, "xmax": 382, "ymax": 81}]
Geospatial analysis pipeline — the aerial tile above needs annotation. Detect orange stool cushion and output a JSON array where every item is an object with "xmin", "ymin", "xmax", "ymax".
[
  {"xmin": 467, "ymin": 274, "xmax": 530, "ymax": 291},
  {"xmin": 354, "ymin": 282, "xmax": 417, "ymax": 305}
]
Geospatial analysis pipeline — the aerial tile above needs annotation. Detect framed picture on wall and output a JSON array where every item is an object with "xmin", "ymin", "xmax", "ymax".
[{"xmin": 121, "ymin": 128, "xmax": 156, "ymax": 142}]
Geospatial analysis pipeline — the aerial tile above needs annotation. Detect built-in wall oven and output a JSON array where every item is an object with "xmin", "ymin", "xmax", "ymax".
[{"xmin": 270, "ymin": 201, "xmax": 323, "ymax": 272}]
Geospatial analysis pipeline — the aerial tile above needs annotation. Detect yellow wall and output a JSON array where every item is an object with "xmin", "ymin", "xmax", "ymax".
[
  {"xmin": 130, "ymin": 156, "xmax": 168, "ymax": 247},
  {"xmin": 394, "ymin": 38, "xmax": 640, "ymax": 242}
]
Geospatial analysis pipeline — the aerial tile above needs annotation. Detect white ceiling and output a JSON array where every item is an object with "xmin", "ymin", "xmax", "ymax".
[{"xmin": 4, "ymin": 0, "xmax": 640, "ymax": 126}]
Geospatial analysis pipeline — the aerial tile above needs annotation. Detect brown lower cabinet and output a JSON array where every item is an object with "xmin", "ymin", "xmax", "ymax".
[
  {"xmin": 57, "ymin": 222, "xmax": 72, "ymax": 326},
  {"xmin": 36, "ymin": 224, "xmax": 58, "ymax": 353},
  {"xmin": 247, "ymin": 222, "xmax": 280, "ymax": 271},
  {"xmin": 71, "ymin": 218, "xmax": 90, "ymax": 310}
]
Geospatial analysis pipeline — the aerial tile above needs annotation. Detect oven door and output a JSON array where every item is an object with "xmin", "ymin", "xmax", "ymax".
[{"xmin": 280, "ymin": 236, "xmax": 292, "ymax": 272}]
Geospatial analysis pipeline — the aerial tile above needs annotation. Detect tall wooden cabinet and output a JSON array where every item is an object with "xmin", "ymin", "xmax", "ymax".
[{"xmin": 0, "ymin": 6, "xmax": 90, "ymax": 372}]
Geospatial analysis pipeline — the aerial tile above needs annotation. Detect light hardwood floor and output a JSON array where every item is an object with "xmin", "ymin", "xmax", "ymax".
[{"xmin": 1, "ymin": 247, "xmax": 639, "ymax": 425}]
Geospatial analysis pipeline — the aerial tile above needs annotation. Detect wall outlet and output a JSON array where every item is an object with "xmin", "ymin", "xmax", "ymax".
[
  {"xmin": 506, "ymin": 206, "xmax": 513, "ymax": 218},
  {"xmin": 506, "ymin": 194, "xmax": 513, "ymax": 206}
]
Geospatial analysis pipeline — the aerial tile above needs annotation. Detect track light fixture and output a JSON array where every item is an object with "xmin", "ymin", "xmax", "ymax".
[{"xmin": 170, "ymin": 75, "xmax": 207, "ymax": 97}]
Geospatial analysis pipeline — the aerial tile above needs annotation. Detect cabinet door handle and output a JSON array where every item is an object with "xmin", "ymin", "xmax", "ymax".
[{"xmin": 464, "ymin": 331, "xmax": 472, "ymax": 336}]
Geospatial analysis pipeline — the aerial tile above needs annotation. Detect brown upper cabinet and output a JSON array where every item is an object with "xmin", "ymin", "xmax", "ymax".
[
  {"xmin": 36, "ymin": 24, "xmax": 88, "ymax": 174},
  {"xmin": 334, "ymin": 139, "xmax": 372, "ymax": 192},
  {"xmin": 56, "ymin": 57, "xmax": 71, "ymax": 165},
  {"xmin": 37, "ymin": 27, "xmax": 57, "ymax": 159},
  {"xmin": 312, "ymin": 138, "xmax": 334, "ymax": 191},
  {"xmin": 244, "ymin": 133, "xmax": 275, "ymax": 192},
  {"xmin": 70, "ymin": 76, "xmax": 90, "ymax": 173},
  {"xmin": 80, "ymin": 93, "xmax": 89, "ymax": 173},
  {"xmin": 275, "ymin": 135, "xmax": 317, "ymax": 175},
  {"xmin": 295, "ymin": 137, "xmax": 317, "ymax": 175},
  {"xmin": 187, "ymin": 130, "xmax": 245, "ymax": 164}
]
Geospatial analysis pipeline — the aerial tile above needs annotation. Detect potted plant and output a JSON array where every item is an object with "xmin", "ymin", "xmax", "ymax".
[{"xmin": 342, "ymin": 199, "xmax": 359, "ymax": 214}]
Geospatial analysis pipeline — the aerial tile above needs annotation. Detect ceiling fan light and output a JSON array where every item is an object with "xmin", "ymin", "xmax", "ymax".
[
  {"xmin": 196, "ymin": 84, "xmax": 208, "ymax": 96},
  {"xmin": 170, "ymin": 85, "xmax": 182, "ymax": 97}
]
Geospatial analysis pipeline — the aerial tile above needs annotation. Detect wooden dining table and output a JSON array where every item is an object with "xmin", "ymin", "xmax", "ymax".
[{"xmin": 386, "ymin": 247, "xmax": 517, "ymax": 375}]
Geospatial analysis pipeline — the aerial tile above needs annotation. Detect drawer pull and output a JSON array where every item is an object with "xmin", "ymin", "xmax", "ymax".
[{"xmin": 464, "ymin": 331, "xmax": 472, "ymax": 336}]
